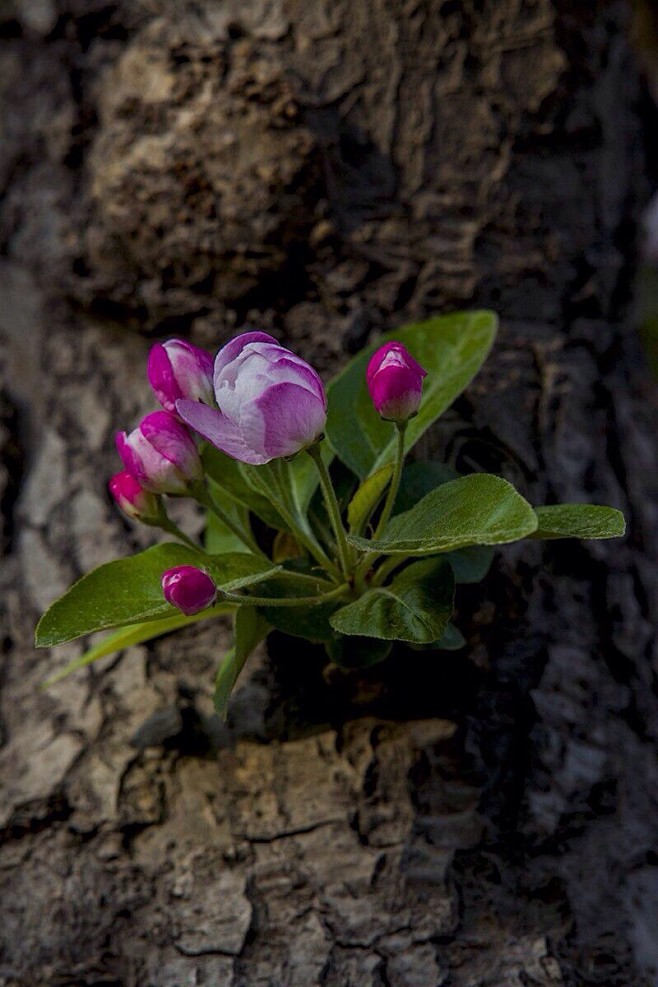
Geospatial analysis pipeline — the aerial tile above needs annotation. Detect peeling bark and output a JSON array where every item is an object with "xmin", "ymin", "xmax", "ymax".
[{"xmin": 1, "ymin": 1, "xmax": 657, "ymax": 985}]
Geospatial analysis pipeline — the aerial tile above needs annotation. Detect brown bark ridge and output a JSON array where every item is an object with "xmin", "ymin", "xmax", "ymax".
[{"xmin": 1, "ymin": 1, "xmax": 657, "ymax": 984}]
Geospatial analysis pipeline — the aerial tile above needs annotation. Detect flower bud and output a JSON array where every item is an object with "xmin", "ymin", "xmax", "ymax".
[
  {"xmin": 116, "ymin": 411, "xmax": 203, "ymax": 495},
  {"xmin": 177, "ymin": 331, "xmax": 327, "ymax": 465},
  {"xmin": 162, "ymin": 566, "xmax": 217, "ymax": 615},
  {"xmin": 366, "ymin": 341, "xmax": 427, "ymax": 423},
  {"xmin": 108, "ymin": 470, "xmax": 162, "ymax": 522},
  {"xmin": 147, "ymin": 339, "xmax": 214, "ymax": 415}
]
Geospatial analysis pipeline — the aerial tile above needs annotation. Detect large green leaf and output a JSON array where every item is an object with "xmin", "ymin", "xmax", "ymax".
[
  {"xmin": 44, "ymin": 604, "xmax": 234, "ymax": 686},
  {"xmin": 531, "ymin": 504, "xmax": 626, "ymax": 540},
  {"xmin": 36, "ymin": 544, "xmax": 279, "ymax": 647},
  {"xmin": 326, "ymin": 310, "xmax": 497, "ymax": 479},
  {"xmin": 330, "ymin": 558, "xmax": 455, "ymax": 644},
  {"xmin": 349, "ymin": 474, "xmax": 537, "ymax": 557},
  {"xmin": 214, "ymin": 608, "xmax": 270, "ymax": 719}
]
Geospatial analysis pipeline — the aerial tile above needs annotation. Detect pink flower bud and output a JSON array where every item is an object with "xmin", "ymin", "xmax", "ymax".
[
  {"xmin": 162, "ymin": 566, "xmax": 217, "ymax": 615},
  {"xmin": 147, "ymin": 339, "xmax": 214, "ymax": 415},
  {"xmin": 116, "ymin": 411, "xmax": 203, "ymax": 495},
  {"xmin": 177, "ymin": 332, "xmax": 327, "ymax": 465},
  {"xmin": 366, "ymin": 341, "xmax": 427, "ymax": 422},
  {"xmin": 108, "ymin": 470, "xmax": 161, "ymax": 522}
]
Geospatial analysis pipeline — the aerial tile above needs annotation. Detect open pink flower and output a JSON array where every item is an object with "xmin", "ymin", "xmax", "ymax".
[
  {"xmin": 162, "ymin": 566, "xmax": 217, "ymax": 615},
  {"xmin": 116, "ymin": 411, "xmax": 203, "ymax": 495},
  {"xmin": 147, "ymin": 339, "xmax": 214, "ymax": 415},
  {"xmin": 109, "ymin": 470, "xmax": 161, "ymax": 522},
  {"xmin": 177, "ymin": 332, "xmax": 327, "ymax": 465},
  {"xmin": 366, "ymin": 341, "xmax": 427, "ymax": 422}
]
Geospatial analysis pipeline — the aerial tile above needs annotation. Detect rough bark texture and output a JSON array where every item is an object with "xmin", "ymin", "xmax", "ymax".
[{"xmin": 1, "ymin": 1, "xmax": 658, "ymax": 985}]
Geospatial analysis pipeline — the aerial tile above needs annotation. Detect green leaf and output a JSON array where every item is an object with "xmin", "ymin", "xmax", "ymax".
[
  {"xmin": 435, "ymin": 622, "xmax": 467, "ymax": 650},
  {"xmin": 285, "ymin": 442, "xmax": 333, "ymax": 516},
  {"xmin": 394, "ymin": 461, "xmax": 457, "ymax": 514},
  {"xmin": 325, "ymin": 635, "xmax": 393, "ymax": 669},
  {"xmin": 43, "ymin": 604, "xmax": 234, "ymax": 686},
  {"xmin": 445, "ymin": 545, "xmax": 495, "ymax": 584},
  {"xmin": 36, "ymin": 544, "xmax": 280, "ymax": 647},
  {"xmin": 411, "ymin": 622, "xmax": 467, "ymax": 652},
  {"xmin": 214, "ymin": 608, "xmax": 270, "ymax": 719},
  {"xmin": 347, "ymin": 464, "xmax": 394, "ymax": 534},
  {"xmin": 259, "ymin": 600, "xmax": 340, "ymax": 642},
  {"xmin": 202, "ymin": 446, "xmax": 288, "ymax": 532},
  {"xmin": 330, "ymin": 558, "xmax": 455, "ymax": 644},
  {"xmin": 349, "ymin": 474, "xmax": 537, "ymax": 557},
  {"xmin": 326, "ymin": 310, "xmax": 497, "ymax": 479},
  {"xmin": 205, "ymin": 481, "xmax": 253, "ymax": 553},
  {"xmin": 531, "ymin": 504, "xmax": 626, "ymax": 540}
]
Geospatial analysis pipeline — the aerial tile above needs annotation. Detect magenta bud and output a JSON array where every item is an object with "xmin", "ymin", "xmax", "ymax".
[
  {"xmin": 177, "ymin": 332, "xmax": 327, "ymax": 465},
  {"xmin": 116, "ymin": 410, "xmax": 203, "ymax": 495},
  {"xmin": 366, "ymin": 341, "xmax": 427, "ymax": 423},
  {"xmin": 147, "ymin": 339, "xmax": 214, "ymax": 415},
  {"xmin": 161, "ymin": 566, "xmax": 217, "ymax": 615},
  {"xmin": 109, "ymin": 470, "xmax": 161, "ymax": 522}
]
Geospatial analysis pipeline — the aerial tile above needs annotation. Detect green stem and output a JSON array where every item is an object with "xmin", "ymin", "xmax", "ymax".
[
  {"xmin": 193, "ymin": 482, "xmax": 262, "ymax": 555},
  {"xmin": 220, "ymin": 582, "xmax": 350, "ymax": 608},
  {"xmin": 276, "ymin": 569, "xmax": 335, "ymax": 589},
  {"xmin": 371, "ymin": 553, "xmax": 408, "ymax": 587},
  {"xmin": 373, "ymin": 421, "xmax": 407, "ymax": 540},
  {"xmin": 306, "ymin": 443, "xmax": 353, "ymax": 580},
  {"xmin": 158, "ymin": 516, "xmax": 200, "ymax": 551},
  {"xmin": 250, "ymin": 465, "xmax": 340, "ymax": 579}
]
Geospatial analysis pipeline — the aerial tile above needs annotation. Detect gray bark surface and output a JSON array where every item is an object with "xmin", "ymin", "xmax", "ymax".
[{"xmin": 1, "ymin": 1, "xmax": 657, "ymax": 984}]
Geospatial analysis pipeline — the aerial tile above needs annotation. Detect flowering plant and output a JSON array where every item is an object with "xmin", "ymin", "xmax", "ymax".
[{"xmin": 36, "ymin": 312, "xmax": 625, "ymax": 716}]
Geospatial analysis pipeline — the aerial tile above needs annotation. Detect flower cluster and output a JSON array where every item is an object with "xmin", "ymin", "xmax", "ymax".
[{"xmin": 38, "ymin": 311, "xmax": 624, "ymax": 715}]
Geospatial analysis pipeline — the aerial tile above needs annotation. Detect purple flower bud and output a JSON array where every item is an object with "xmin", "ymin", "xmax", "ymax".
[
  {"xmin": 108, "ymin": 470, "xmax": 161, "ymax": 522},
  {"xmin": 177, "ymin": 332, "xmax": 327, "ymax": 465},
  {"xmin": 116, "ymin": 411, "xmax": 203, "ymax": 495},
  {"xmin": 162, "ymin": 565, "xmax": 217, "ymax": 615},
  {"xmin": 147, "ymin": 339, "xmax": 214, "ymax": 415},
  {"xmin": 366, "ymin": 341, "xmax": 427, "ymax": 422}
]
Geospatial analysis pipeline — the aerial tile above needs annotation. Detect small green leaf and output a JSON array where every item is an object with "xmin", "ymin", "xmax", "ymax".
[
  {"xmin": 347, "ymin": 464, "xmax": 394, "ymax": 534},
  {"xmin": 394, "ymin": 461, "xmax": 457, "ymax": 515},
  {"xmin": 205, "ymin": 480, "xmax": 253, "ymax": 553},
  {"xmin": 214, "ymin": 608, "xmax": 270, "ymax": 719},
  {"xmin": 326, "ymin": 310, "xmax": 498, "ymax": 479},
  {"xmin": 43, "ymin": 604, "xmax": 234, "ymax": 686},
  {"xmin": 202, "ymin": 446, "xmax": 288, "ymax": 532},
  {"xmin": 259, "ymin": 599, "xmax": 340, "ymax": 642},
  {"xmin": 349, "ymin": 474, "xmax": 537, "ymax": 557},
  {"xmin": 445, "ymin": 545, "xmax": 495, "ymax": 584},
  {"xmin": 36, "ymin": 544, "xmax": 280, "ymax": 647},
  {"xmin": 325, "ymin": 635, "xmax": 393, "ymax": 669},
  {"xmin": 435, "ymin": 622, "xmax": 467, "ymax": 650},
  {"xmin": 330, "ymin": 558, "xmax": 455, "ymax": 644},
  {"xmin": 531, "ymin": 504, "xmax": 626, "ymax": 540}
]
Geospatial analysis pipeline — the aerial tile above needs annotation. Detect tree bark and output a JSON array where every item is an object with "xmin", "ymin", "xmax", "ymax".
[{"xmin": 1, "ymin": 1, "xmax": 657, "ymax": 985}]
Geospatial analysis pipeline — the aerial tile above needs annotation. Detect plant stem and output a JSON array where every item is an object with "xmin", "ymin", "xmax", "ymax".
[
  {"xmin": 220, "ymin": 582, "xmax": 350, "ymax": 608},
  {"xmin": 373, "ymin": 421, "xmax": 407, "ymax": 540},
  {"xmin": 371, "ymin": 553, "xmax": 407, "ymax": 587},
  {"xmin": 250, "ymin": 464, "xmax": 340, "ymax": 579},
  {"xmin": 276, "ymin": 569, "xmax": 335, "ymax": 589},
  {"xmin": 192, "ymin": 482, "xmax": 262, "ymax": 555},
  {"xmin": 158, "ymin": 516, "xmax": 200, "ymax": 551},
  {"xmin": 306, "ymin": 443, "xmax": 353, "ymax": 580}
]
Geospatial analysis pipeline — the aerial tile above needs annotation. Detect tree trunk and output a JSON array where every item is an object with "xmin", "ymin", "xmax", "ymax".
[{"xmin": 1, "ymin": 2, "xmax": 657, "ymax": 985}]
